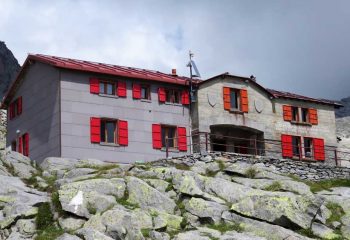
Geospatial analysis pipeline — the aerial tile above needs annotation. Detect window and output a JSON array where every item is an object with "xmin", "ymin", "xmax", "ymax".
[
  {"xmin": 230, "ymin": 89, "xmax": 240, "ymax": 110},
  {"xmin": 292, "ymin": 107, "xmax": 299, "ymax": 122},
  {"xmin": 283, "ymin": 105, "xmax": 318, "ymax": 125},
  {"xmin": 304, "ymin": 138, "xmax": 313, "ymax": 158},
  {"xmin": 101, "ymin": 119, "xmax": 117, "ymax": 144},
  {"xmin": 165, "ymin": 89, "xmax": 181, "ymax": 104},
  {"xmin": 9, "ymin": 96, "xmax": 22, "ymax": 120},
  {"xmin": 161, "ymin": 126, "xmax": 177, "ymax": 148},
  {"xmin": 141, "ymin": 85, "xmax": 151, "ymax": 100},
  {"xmin": 292, "ymin": 136, "xmax": 301, "ymax": 157},
  {"xmin": 301, "ymin": 108, "xmax": 309, "ymax": 123},
  {"xmin": 99, "ymin": 81, "xmax": 115, "ymax": 95}
]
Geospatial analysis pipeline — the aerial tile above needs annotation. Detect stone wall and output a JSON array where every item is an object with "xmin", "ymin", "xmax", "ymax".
[
  {"xmin": 166, "ymin": 152, "xmax": 350, "ymax": 181},
  {"xmin": 0, "ymin": 110, "xmax": 6, "ymax": 150}
]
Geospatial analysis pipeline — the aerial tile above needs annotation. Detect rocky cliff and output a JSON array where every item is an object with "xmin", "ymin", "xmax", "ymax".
[
  {"xmin": 0, "ymin": 151, "xmax": 349, "ymax": 240},
  {"xmin": 0, "ymin": 42, "xmax": 20, "ymax": 100},
  {"xmin": 336, "ymin": 97, "xmax": 350, "ymax": 160}
]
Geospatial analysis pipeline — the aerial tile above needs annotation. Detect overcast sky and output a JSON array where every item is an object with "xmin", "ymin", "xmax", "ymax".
[{"xmin": 0, "ymin": 0, "xmax": 349, "ymax": 100}]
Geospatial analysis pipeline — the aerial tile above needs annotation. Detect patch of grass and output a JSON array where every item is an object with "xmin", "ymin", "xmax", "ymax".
[
  {"xmin": 35, "ymin": 225, "xmax": 64, "ymax": 240},
  {"xmin": 174, "ymin": 163, "xmax": 191, "ymax": 171},
  {"xmin": 206, "ymin": 222, "xmax": 243, "ymax": 233},
  {"xmin": 165, "ymin": 182, "xmax": 174, "ymax": 192},
  {"xmin": 205, "ymin": 169, "xmax": 219, "ymax": 177},
  {"xmin": 2, "ymin": 161, "xmax": 16, "ymax": 176},
  {"xmin": 306, "ymin": 179, "xmax": 350, "ymax": 193},
  {"xmin": 244, "ymin": 167, "xmax": 258, "ymax": 179},
  {"xmin": 297, "ymin": 228, "xmax": 318, "ymax": 238},
  {"xmin": 77, "ymin": 163, "xmax": 119, "ymax": 171},
  {"xmin": 51, "ymin": 191, "xmax": 64, "ymax": 216},
  {"xmin": 326, "ymin": 202, "xmax": 345, "ymax": 224},
  {"xmin": 116, "ymin": 189, "xmax": 139, "ymax": 209},
  {"xmin": 217, "ymin": 160, "xmax": 225, "ymax": 171},
  {"xmin": 141, "ymin": 228, "xmax": 151, "ymax": 238},
  {"xmin": 134, "ymin": 162, "xmax": 152, "ymax": 170},
  {"xmin": 264, "ymin": 181, "xmax": 283, "ymax": 191},
  {"xmin": 86, "ymin": 202, "xmax": 97, "ymax": 215},
  {"xmin": 180, "ymin": 216, "xmax": 188, "ymax": 229},
  {"xmin": 176, "ymin": 200, "xmax": 186, "ymax": 215},
  {"xmin": 36, "ymin": 202, "xmax": 54, "ymax": 230}
]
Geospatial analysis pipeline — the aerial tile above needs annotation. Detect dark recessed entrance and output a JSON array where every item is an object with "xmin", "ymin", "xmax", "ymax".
[{"xmin": 210, "ymin": 124, "xmax": 265, "ymax": 155}]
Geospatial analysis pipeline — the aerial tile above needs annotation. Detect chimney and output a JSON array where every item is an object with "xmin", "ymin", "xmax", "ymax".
[{"xmin": 172, "ymin": 69, "xmax": 177, "ymax": 76}]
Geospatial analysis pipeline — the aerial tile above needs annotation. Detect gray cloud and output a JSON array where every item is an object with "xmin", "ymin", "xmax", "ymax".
[{"xmin": 0, "ymin": 0, "xmax": 349, "ymax": 100}]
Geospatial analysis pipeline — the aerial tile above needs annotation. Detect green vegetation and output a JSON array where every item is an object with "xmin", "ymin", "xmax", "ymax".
[
  {"xmin": 116, "ymin": 188, "xmax": 139, "ymax": 209},
  {"xmin": 174, "ymin": 163, "xmax": 191, "ymax": 171},
  {"xmin": 86, "ymin": 202, "xmax": 97, "ymax": 214},
  {"xmin": 35, "ymin": 202, "xmax": 64, "ymax": 240},
  {"xmin": 245, "ymin": 167, "xmax": 258, "ymax": 179},
  {"xmin": 217, "ymin": 160, "xmax": 225, "ymax": 171},
  {"xmin": 297, "ymin": 228, "xmax": 318, "ymax": 238},
  {"xmin": 206, "ymin": 222, "xmax": 243, "ymax": 233},
  {"xmin": 180, "ymin": 216, "xmax": 188, "ymax": 229},
  {"xmin": 165, "ymin": 182, "xmax": 174, "ymax": 192},
  {"xmin": 176, "ymin": 200, "xmax": 186, "ymax": 215},
  {"xmin": 264, "ymin": 181, "xmax": 283, "ymax": 191},
  {"xmin": 205, "ymin": 169, "xmax": 219, "ymax": 177},
  {"xmin": 326, "ymin": 202, "xmax": 345, "ymax": 224},
  {"xmin": 35, "ymin": 225, "xmax": 64, "ymax": 240},
  {"xmin": 77, "ymin": 163, "xmax": 120, "ymax": 174},
  {"xmin": 51, "ymin": 191, "xmax": 64, "ymax": 216},
  {"xmin": 141, "ymin": 228, "xmax": 151, "ymax": 237},
  {"xmin": 305, "ymin": 179, "xmax": 350, "ymax": 193}
]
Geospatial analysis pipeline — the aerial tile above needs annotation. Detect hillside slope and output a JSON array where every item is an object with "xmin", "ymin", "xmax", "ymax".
[{"xmin": 0, "ymin": 151, "xmax": 349, "ymax": 240}]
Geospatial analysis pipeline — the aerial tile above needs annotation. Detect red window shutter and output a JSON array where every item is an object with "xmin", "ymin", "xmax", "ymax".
[
  {"xmin": 90, "ymin": 78, "xmax": 99, "ymax": 94},
  {"xmin": 158, "ymin": 88, "xmax": 166, "ymax": 102},
  {"xmin": 283, "ymin": 105, "xmax": 292, "ymax": 121},
  {"xmin": 90, "ymin": 117, "xmax": 101, "ymax": 143},
  {"xmin": 17, "ymin": 97, "xmax": 22, "ymax": 115},
  {"xmin": 132, "ymin": 83, "xmax": 141, "ymax": 99},
  {"xmin": 177, "ymin": 127, "xmax": 187, "ymax": 151},
  {"xmin": 152, "ymin": 124, "xmax": 162, "ymax": 149},
  {"xmin": 309, "ymin": 109, "xmax": 318, "ymax": 125},
  {"xmin": 223, "ymin": 87, "xmax": 231, "ymax": 110},
  {"xmin": 313, "ymin": 138, "xmax": 325, "ymax": 161},
  {"xmin": 23, "ymin": 133, "xmax": 29, "ymax": 157},
  {"xmin": 18, "ymin": 136, "xmax": 23, "ymax": 154},
  {"xmin": 281, "ymin": 134, "xmax": 293, "ymax": 158},
  {"xmin": 118, "ymin": 120, "xmax": 128, "ymax": 146},
  {"xmin": 240, "ymin": 89, "xmax": 249, "ymax": 113},
  {"xmin": 181, "ymin": 90, "xmax": 190, "ymax": 105},
  {"xmin": 117, "ymin": 81, "xmax": 127, "ymax": 97}
]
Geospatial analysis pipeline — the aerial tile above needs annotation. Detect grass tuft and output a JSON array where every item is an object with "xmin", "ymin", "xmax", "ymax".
[
  {"xmin": 141, "ymin": 228, "xmax": 151, "ymax": 237},
  {"xmin": 245, "ymin": 167, "xmax": 258, "ymax": 179},
  {"xmin": 326, "ymin": 202, "xmax": 345, "ymax": 224},
  {"xmin": 264, "ymin": 181, "xmax": 283, "ymax": 191},
  {"xmin": 217, "ymin": 160, "xmax": 225, "ymax": 171},
  {"xmin": 174, "ymin": 163, "xmax": 191, "ymax": 171}
]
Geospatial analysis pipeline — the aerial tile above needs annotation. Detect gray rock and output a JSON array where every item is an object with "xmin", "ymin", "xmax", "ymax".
[
  {"xmin": 126, "ymin": 176, "xmax": 176, "ymax": 214},
  {"xmin": 184, "ymin": 197, "xmax": 228, "ymax": 223},
  {"xmin": 341, "ymin": 225, "xmax": 350, "ymax": 240},
  {"xmin": 76, "ymin": 227, "xmax": 114, "ymax": 240},
  {"xmin": 56, "ymin": 233, "xmax": 82, "ymax": 240},
  {"xmin": 58, "ymin": 217, "xmax": 86, "ymax": 232},
  {"xmin": 230, "ymin": 190, "xmax": 320, "ymax": 229},
  {"xmin": 222, "ymin": 211, "xmax": 312, "ymax": 240},
  {"xmin": 0, "ymin": 176, "xmax": 47, "ymax": 229},
  {"xmin": 3, "ymin": 151, "xmax": 37, "ymax": 179},
  {"xmin": 311, "ymin": 222, "xmax": 341, "ymax": 239},
  {"xmin": 221, "ymin": 231, "xmax": 267, "ymax": 240},
  {"xmin": 58, "ymin": 178, "xmax": 125, "ymax": 218},
  {"xmin": 149, "ymin": 230, "xmax": 170, "ymax": 240}
]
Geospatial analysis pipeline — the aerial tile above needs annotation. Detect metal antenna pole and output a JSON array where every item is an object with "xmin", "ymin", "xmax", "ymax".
[{"xmin": 189, "ymin": 51, "xmax": 193, "ymax": 102}]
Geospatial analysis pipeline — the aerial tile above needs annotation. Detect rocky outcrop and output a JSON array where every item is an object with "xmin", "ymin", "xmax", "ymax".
[
  {"xmin": 0, "ymin": 41, "xmax": 20, "ymax": 99},
  {"xmin": 1, "ymin": 151, "xmax": 350, "ymax": 239}
]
